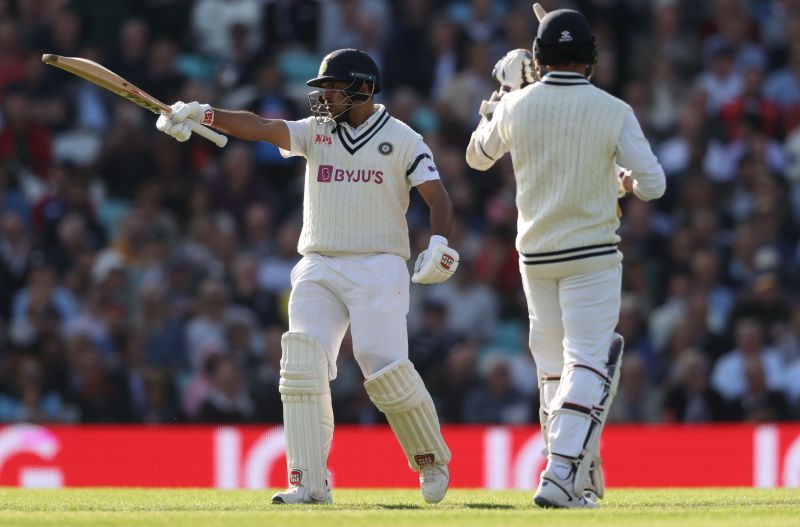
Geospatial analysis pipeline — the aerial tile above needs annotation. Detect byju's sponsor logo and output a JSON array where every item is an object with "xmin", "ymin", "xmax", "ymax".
[
  {"xmin": 316, "ymin": 164, "xmax": 383, "ymax": 184},
  {"xmin": 317, "ymin": 165, "xmax": 333, "ymax": 182}
]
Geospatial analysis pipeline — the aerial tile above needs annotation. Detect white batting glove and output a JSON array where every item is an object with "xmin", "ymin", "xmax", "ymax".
[
  {"xmin": 156, "ymin": 114, "xmax": 192, "ymax": 142},
  {"xmin": 169, "ymin": 101, "xmax": 214, "ymax": 125},
  {"xmin": 411, "ymin": 235, "xmax": 459, "ymax": 284},
  {"xmin": 616, "ymin": 165, "xmax": 632, "ymax": 197},
  {"xmin": 492, "ymin": 49, "xmax": 535, "ymax": 93}
]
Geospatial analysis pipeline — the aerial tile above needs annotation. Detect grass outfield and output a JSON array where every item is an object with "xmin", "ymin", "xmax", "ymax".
[{"xmin": 0, "ymin": 488, "xmax": 797, "ymax": 527}]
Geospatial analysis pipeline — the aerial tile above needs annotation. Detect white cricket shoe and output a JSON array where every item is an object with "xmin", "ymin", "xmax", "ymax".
[
  {"xmin": 533, "ymin": 462, "xmax": 596, "ymax": 509},
  {"xmin": 271, "ymin": 484, "xmax": 332, "ymax": 505},
  {"xmin": 419, "ymin": 463, "xmax": 449, "ymax": 504}
]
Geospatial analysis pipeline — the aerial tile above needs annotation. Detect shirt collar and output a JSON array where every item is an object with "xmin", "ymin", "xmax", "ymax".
[
  {"xmin": 340, "ymin": 104, "xmax": 386, "ymax": 131},
  {"xmin": 540, "ymin": 71, "xmax": 590, "ymax": 86}
]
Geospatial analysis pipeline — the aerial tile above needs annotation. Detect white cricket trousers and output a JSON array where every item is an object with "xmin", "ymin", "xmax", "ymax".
[
  {"xmin": 520, "ymin": 263, "xmax": 622, "ymax": 375},
  {"xmin": 288, "ymin": 252, "xmax": 410, "ymax": 379}
]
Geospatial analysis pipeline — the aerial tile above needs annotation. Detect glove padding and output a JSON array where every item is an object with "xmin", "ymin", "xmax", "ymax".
[
  {"xmin": 155, "ymin": 101, "xmax": 213, "ymax": 143},
  {"xmin": 169, "ymin": 101, "xmax": 213, "ymax": 125},
  {"xmin": 616, "ymin": 165, "xmax": 632, "ymax": 198},
  {"xmin": 411, "ymin": 235, "xmax": 459, "ymax": 284},
  {"xmin": 492, "ymin": 49, "xmax": 535, "ymax": 93},
  {"xmin": 156, "ymin": 115, "xmax": 192, "ymax": 142}
]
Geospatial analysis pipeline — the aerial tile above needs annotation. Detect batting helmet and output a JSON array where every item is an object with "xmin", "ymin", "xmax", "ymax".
[
  {"xmin": 533, "ymin": 9, "xmax": 596, "ymax": 67},
  {"xmin": 307, "ymin": 48, "xmax": 381, "ymax": 97}
]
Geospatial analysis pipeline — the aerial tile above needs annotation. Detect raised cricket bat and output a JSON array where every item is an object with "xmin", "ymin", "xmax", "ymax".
[
  {"xmin": 532, "ymin": 3, "xmax": 547, "ymax": 22},
  {"xmin": 42, "ymin": 54, "xmax": 228, "ymax": 148}
]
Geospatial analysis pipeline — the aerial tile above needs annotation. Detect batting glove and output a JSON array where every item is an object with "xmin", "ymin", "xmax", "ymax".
[
  {"xmin": 156, "ymin": 114, "xmax": 192, "ymax": 142},
  {"xmin": 492, "ymin": 49, "xmax": 535, "ymax": 93},
  {"xmin": 169, "ymin": 101, "xmax": 214, "ymax": 125},
  {"xmin": 616, "ymin": 165, "xmax": 632, "ymax": 197},
  {"xmin": 411, "ymin": 235, "xmax": 459, "ymax": 284}
]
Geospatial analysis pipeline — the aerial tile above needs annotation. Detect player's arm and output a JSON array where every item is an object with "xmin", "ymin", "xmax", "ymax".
[
  {"xmin": 155, "ymin": 101, "xmax": 291, "ymax": 151},
  {"xmin": 211, "ymin": 109, "xmax": 290, "ymax": 150},
  {"xmin": 616, "ymin": 109, "xmax": 666, "ymax": 201},
  {"xmin": 466, "ymin": 49, "xmax": 531, "ymax": 170},
  {"xmin": 415, "ymin": 179, "xmax": 453, "ymax": 238},
  {"xmin": 406, "ymin": 145, "xmax": 459, "ymax": 284}
]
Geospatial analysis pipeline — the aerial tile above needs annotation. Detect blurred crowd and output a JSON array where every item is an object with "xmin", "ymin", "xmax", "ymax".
[{"xmin": 0, "ymin": 0, "xmax": 799, "ymax": 426}]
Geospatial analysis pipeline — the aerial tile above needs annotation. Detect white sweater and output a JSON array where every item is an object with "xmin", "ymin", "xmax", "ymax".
[{"xmin": 467, "ymin": 72, "xmax": 665, "ymax": 277}]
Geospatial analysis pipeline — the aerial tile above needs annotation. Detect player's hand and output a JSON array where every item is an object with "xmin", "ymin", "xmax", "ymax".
[
  {"xmin": 156, "ymin": 114, "xmax": 192, "ymax": 142},
  {"xmin": 617, "ymin": 167, "xmax": 633, "ymax": 197},
  {"xmin": 169, "ymin": 101, "xmax": 214, "ymax": 125},
  {"xmin": 493, "ymin": 49, "xmax": 534, "ymax": 93},
  {"xmin": 411, "ymin": 235, "xmax": 459, "ymax": 284}
]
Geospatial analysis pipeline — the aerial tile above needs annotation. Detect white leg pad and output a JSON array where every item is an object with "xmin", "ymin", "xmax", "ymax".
[
  {"xmin": 547, "ymin": 334, "xmax": 624, "ymax": 498},
  {"xmin": 583, "ymin": 333, "xmax": 624, "ymax": 499},
  {"xmin": 279, "ymin": 332, "xmax": 334, "ymax": 500},
  {"xmin": 364, "ymin": 359, "xmax": 451, "ymax": 471},
  {"xmin": 538, "ymin": 375, "xmax": 561, "ymax": 456}
]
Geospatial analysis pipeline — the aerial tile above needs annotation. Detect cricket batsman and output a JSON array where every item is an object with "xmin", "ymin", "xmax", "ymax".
[
  {"xmin": 156, "ymin": 49, "xmax": 457, "ymax": 505},
  {"xmin": 465, "ymin": 9, "xmax": 665, "ymax": 508}
]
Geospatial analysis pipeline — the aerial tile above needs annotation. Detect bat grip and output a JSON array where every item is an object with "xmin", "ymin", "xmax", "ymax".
[{"xmin": 186, "ymin": 120, "xmax": 228, "ymax": 148}]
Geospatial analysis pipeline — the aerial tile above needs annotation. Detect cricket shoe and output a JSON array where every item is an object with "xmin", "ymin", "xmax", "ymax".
[
  {"xmin": 533, "ymin": 460, "xmax": 596, "ymax": 509},
  {"xmin": 271, "ymin": 471, "xmax": 332, "ymax": 505},
  {"xmin": 419, "ymin": 463, "xmax": 449, "ymax": 504},
  {"xmin": 271, "ymin": 484, "xmax": 332, "ymax": 505}
]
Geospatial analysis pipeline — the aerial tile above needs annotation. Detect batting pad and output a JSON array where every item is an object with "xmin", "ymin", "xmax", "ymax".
[
  {"xmin": 279, "ymin": 332, "xmax": 334, "ymax": 500},
  {"xmin": 537, "ymin": 374, "xmax": 561, "ymax": 455},
  {"xmin": 364, "ymin": 359, "xmax": 451, "ymax": 471},
  {"xmin": 547, "ymin": 334, "xmax": 624, "ymax": 498}
]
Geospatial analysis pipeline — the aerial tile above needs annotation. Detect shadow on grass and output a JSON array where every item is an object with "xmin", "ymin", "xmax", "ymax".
[
  {"xmin": 463, "ymin": 503, "xmax": 514, "ymax": 510},
  {"xmin": 376, "ymin": 504, "xmax": 422, "ymax": 510}
]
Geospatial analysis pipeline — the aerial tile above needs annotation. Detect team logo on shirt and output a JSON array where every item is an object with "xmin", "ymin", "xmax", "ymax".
[{"xmin": 378, "ymin": 142, "xmax": 393, "ymax": 155}]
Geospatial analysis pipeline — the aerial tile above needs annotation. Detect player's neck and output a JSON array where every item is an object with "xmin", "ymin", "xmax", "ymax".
[
  {"xmin": 345, "ymin": 102, "xmax": 378, "ymax": 128},
  {"xmin": 545, "ymin": 64, "xmax": 587, "ymax": 76}
]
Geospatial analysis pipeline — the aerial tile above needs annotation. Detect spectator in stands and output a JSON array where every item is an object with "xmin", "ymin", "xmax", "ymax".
[
  {"xmin": 733, "ymin": 353, "xmax": 790, "ymax": 421},
  {"xmin": 185, "ymin": 278, "xmax": 230, "ymax": 372},
  {"xmin": 408, "ymin": 298, "xmax": 457, "ymax": 385},
  {"xmin": 663, "ymin": 348, "xmax": 732, "ymax": 422},
  {"xmin": 463, "ymin": 354, "xmax": 529, "ymax": 424},
  {"xmin": 256, "ymin": 221, "xmax": 300, "ymax": 296},
  {"xmin": 695, "ymin": 42, "xmax": 742, "ymax": 116},
  {"xmin": 609, "ymin": 352, "xmax": 662, "ymax": 423},
  {"xmin": 764, "ymin": 41, "xmax": 800, "ymax": 109},
  {"xmin": 0, "ymin": 211, "xmax": 30, "ymax": 318},
  {"xmin": 198, "ymin": 355, "xmax": 255, "ymax": 423},
  {"xmin": 711, "ymin": 318, "xmax": 784, "ymax": 402}
]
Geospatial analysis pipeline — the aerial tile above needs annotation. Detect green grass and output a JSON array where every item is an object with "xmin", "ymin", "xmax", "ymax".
[{"xmin": 0, "ymin": 488, "xmax": 797, "ymax": 527}]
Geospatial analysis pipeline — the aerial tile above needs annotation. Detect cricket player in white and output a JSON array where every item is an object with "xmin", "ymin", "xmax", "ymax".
[
  {"xmin": 466, "ymin": 10, "xmax": 665, "ymax": 508},
  {"xmin": 156, "ymin": 49, "xmax": 458, "ymax": 505}
]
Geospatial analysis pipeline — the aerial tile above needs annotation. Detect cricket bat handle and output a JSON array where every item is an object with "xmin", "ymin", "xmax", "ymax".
[
  {"xmin": 533, "ymin": 3, "xmax": 546, "ymax": 22},
  {"xmin": 186, "ymin": 119, "xmax": 228, "ymax": 148}
]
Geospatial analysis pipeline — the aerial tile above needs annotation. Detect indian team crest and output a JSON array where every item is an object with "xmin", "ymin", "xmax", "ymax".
[{"xmin": 378, "ymin": 142, "xmax": 393, "ymax": 155}]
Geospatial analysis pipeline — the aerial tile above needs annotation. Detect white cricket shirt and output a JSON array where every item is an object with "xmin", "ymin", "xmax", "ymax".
[{"xmin": 280, "ymin": 105, "xmax": 440, "ymax": 259}]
